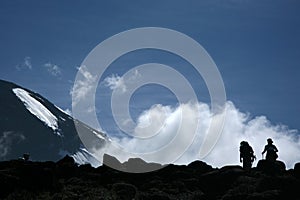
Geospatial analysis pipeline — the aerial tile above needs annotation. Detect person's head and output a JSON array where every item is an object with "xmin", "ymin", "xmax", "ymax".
[
  {"xmin": 267, "ymin": 138, "xmax": 273, "ymax": 144},
  {"xmin": 240, "ymin": 141, "xmax": 248, "ymax": 146},
  {"xmin": 23, "ymin": 153, "xmax": 30, "ymax": 161}
]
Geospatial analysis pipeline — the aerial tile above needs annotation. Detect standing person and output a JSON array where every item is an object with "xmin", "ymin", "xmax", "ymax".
[
  {"xmin": 262, "ymin": 138, "xmax": 278, "ymax": 162},
  {"xmin": 240, "ymin": 141, "xmax": 256, "ymax": 170}
]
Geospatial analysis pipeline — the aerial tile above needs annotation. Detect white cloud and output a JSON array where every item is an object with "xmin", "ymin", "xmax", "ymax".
[
  {"xmin": 44, "ymin": 62, "xmax": 62, "ymax": 77},
  {"xmin": 70, "ymin": 65, "xmax": 97, "ymax": 106},
  {"xmin": 103, "ymin": 74, "xmax": 127, "ymax": 93},
  {"xmin": 16, "ymin": 56, "xmax": 32, "ymax": 70},
  {"xmin": 105, "ymin": 101, "xmax": 300, "ymax": 169},
  {"xmin": 103, "ymin": 70, "xmax": 141, "ymax": 94}
]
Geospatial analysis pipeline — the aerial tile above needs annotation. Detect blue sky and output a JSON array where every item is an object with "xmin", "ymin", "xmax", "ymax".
[{"xmin": 1, "ymin": 0, "xmax": 300, "ymax": 143}]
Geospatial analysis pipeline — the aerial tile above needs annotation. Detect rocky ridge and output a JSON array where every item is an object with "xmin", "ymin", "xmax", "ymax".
[{"xmin": 0, "ymin": 154, "xmax": 300, "ymax": 200}]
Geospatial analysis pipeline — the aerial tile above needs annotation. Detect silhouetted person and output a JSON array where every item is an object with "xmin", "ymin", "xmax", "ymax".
[
  {"xmin": 262, "ymin": 138, "xmax": 278, "ymax": 162},
  {"xmin": 23, "ymin": 153, "xmax": 30, "ymax": 161},
  {"xmin": 240, "ymin": 141, "xmax": 256, "ymax": 170},
  {"xmin": 19, "ymin": 153, "xmax": 30, "ymax": 161}
]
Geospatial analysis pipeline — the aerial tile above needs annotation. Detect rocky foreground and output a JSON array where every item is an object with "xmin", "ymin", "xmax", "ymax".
[{"xmin": 1, "ymin": 155, "xmax": 300, "ymax": 200}]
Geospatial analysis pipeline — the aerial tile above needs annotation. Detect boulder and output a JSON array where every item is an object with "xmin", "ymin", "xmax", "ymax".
[
  {"xmin": 187, "ymin": 160, "xmax": 213, "ymax": 174},
  {"xmin": 256, "ymin": 160, "xmax": 286, "ymax": 175},
  {"xmin": 293, "ymin": 162, "xmax": 300, "ymax": 178},
  {"xmin": 56, "ymin": 155, "xmax": 78, "ymax": 178}
]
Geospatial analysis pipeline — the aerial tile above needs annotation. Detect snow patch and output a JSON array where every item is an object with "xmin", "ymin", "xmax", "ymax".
[
  {"xmin": 93, "ymin": 131, "xmax": 106, "ymax": 140},
  {"xmin": 71, "ymin": 148, "xmax": 101, "ymax": 168},
  {"xmin": 55, "ymin": 105, "xmax": 72, "ymax": 116},
  {"xmin": 59, "ymin": 116, "xmax": 66, "ymax": 121},
  {"xmin": 12, "ymin": 88, "xmax": 60, "ymax": 135}
]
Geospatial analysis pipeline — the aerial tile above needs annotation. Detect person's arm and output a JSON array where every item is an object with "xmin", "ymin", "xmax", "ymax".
[
  {"xmin": 250, "ymin": 147, "xmax": 254, "ymax": 154},
  {"xmin": 239, "ymin": 147, "xmax": 242, "ymax": 162},
  {"xmin": 250, "ymin": 147, "xmax": 256, "ymax": 160},
  {"xmin": 274, "ymin": 145, "xmax": 278, "ymax": 152},
  {"xmin": 262, "ymin": 146, "xmax": 267, "ymax": 154}
]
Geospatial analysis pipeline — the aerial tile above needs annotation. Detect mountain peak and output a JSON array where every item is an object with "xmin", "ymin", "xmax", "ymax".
[{"xmin": 0, "ymin": 79, "xmax": 107, "ymax": 165}]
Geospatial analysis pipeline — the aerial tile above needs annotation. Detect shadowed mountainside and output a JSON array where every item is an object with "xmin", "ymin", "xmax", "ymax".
[
  {"xmin": 0, "ymin": 79, "xmax": 107, "ymax": 165},
  {"xmin": 0, "ymin": 154, "xmax": 300, "ymax": 200}
]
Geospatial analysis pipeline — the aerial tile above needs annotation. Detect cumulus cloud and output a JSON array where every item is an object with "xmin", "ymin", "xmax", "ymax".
[
  {"xmin": 16, "ymin": 56, "xmax": 32, "ymax": 70},
  {"xmin": 105, "ymin": 101, "xmax": 300, "ymax": 169},
  {"xmin": 70, "ymin": 65, "xmax": 97, "ymax": 106},
  {"xmin": 44, "ymin": 62, "xmax": 62, "ymax": 77},
  {"xmin": 103, "ymin": 74, "xmax": 127, "ymax": 93},
  {"xmin": 0, "ymin": 131, "xmax": 25, "ymax": 159},
  {"xmin": 103, "ymin": 70, "xmax": 141, "ymax": 94},
  {"xmin": 89, "ymin": 72, "xmax": 300, "ymax": 169}
]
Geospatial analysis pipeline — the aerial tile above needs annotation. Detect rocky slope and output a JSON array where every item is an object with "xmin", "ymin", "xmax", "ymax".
[{"xmin": 0, "ymin": 155, "xmax": 299, "ymax": 200}]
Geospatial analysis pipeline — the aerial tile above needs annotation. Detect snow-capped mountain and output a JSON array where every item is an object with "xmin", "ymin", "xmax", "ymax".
[{"xmin": 0, "ymin": 79, "xmax": 107, "ymax": 166}]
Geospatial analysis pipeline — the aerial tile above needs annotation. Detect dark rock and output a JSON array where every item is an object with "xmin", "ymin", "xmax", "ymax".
[
  {"xmin": 247, "ymin": 190, "xmax": 281, "ymax": 200},
  {"xmin": 199, "ymin": 166, "xmax": 245, "ymax": 199},
  {"xmin": 187, "ymin": 160, "xmax": 214, "ymax": 174},
  {"xmin": 256, "ymin": 174, "xmax": 300, "ymax": 199},
  {"xmin": 55, "ymin": 155, "xmax": 78, "ymax": 178},
  {"xmin": 0, "ymin": 155, "xmax": 299, "ymax": 200},
  {"xmin": 201, "ymin": 165, "xmax": 244, "ymax": 180},
  {"xmin": 56, "ymin": 155, "xmax": 75, "ymax": 166},
  {"xmin": 78, "ymin": 163, "xmax": 93, "ymax": 171},
  {"xmin": 112, "ymin": 182, "xmax": 137, "ymax": 200},
  {"xmin": 0, "ymin": 172, "xmax": 19, "ymax": 198},
  {"xmin": 219, "ymin": 165, "xmax": 245, "ymax": 175},
  {"xmin": 256, "ymin": 160, "xmax": 285, "ymax": 175},
  {"xmin": 139, "ymin": 190, "xmax": 171, "ymax": 200},
  {"xmin": 293, "ymin": 162, "xmax": 300, "ymax": 178},
  {"xmin": 182, "ymin": 178, "xmax": 201, "ymax": 191}
]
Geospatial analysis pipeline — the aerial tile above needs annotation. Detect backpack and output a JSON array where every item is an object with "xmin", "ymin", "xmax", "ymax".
[
  {"xmin": 266, "ymin": 145, "xmax": 278, "ymax": 160},
  {"xmin": 240, "ymin": 144, "xmax": 253, "ymax": 158}
]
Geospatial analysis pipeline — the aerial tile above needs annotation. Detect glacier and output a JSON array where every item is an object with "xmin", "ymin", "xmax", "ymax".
[{"xmin": 12, "ymin": 88, "xmax": 60, "ymax": 135}]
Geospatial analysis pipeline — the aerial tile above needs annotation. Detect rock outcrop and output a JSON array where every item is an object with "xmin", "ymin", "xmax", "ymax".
[{"xmin": 0, "ymin": 155, "xmax": 299, "ymax": 200}]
